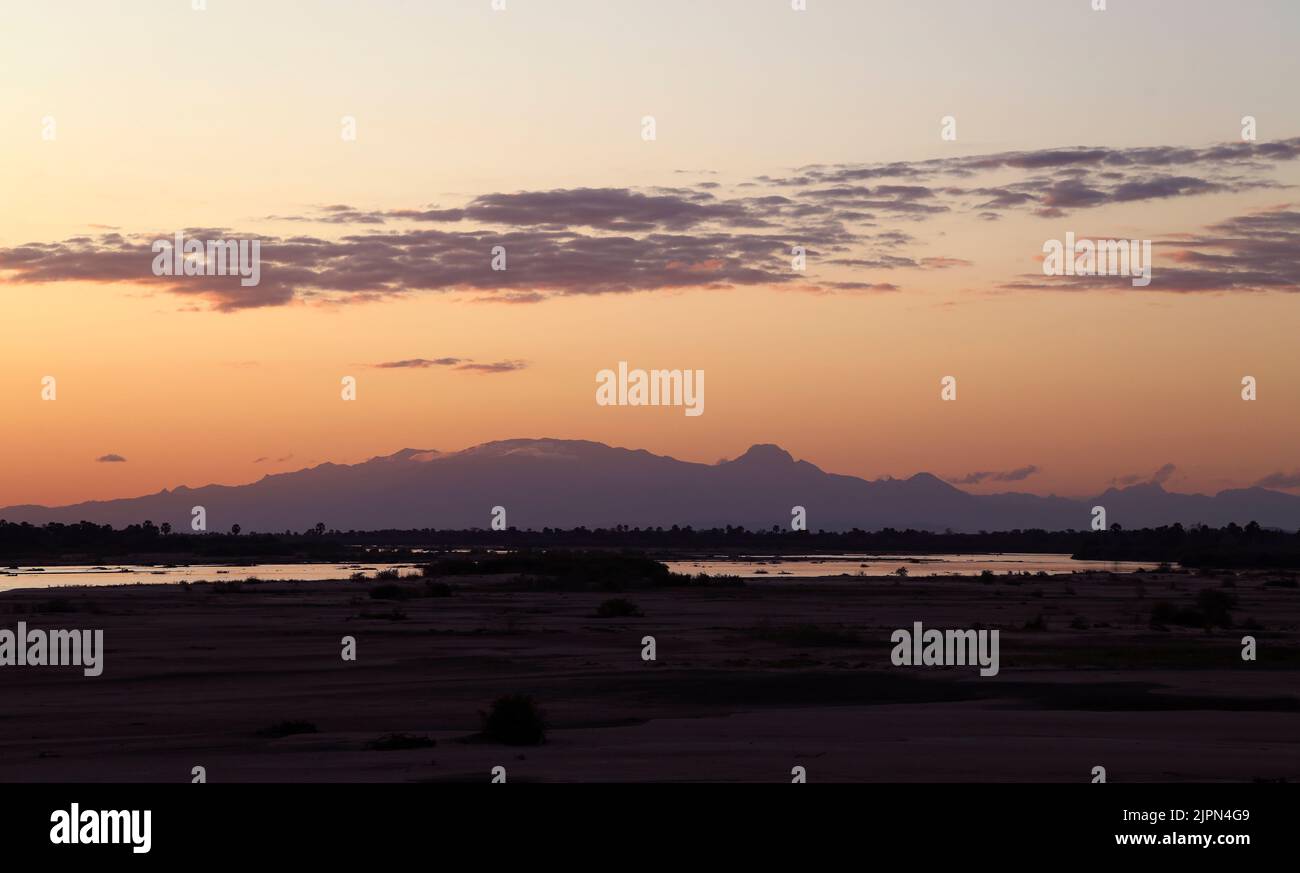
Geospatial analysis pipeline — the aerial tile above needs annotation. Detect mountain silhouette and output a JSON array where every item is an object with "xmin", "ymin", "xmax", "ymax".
[{"xmin": 3, "ymin": 439, "xmax": 1298, "ymax": 533}]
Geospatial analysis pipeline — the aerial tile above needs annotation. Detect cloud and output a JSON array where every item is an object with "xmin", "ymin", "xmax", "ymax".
[
  {"xmin": 374, "ymin": 358, "xmax": 465, "ymax": 369},
  {"xmin": 1004, "ymin": 206, "xmax": 1300, "ymax": 294},
  {"xmin": 951, "ymin": 465, "xmax": 1039, "ymax": 485},
  {"xmin": 919, "ymin": 257, "xmax": 973, "ymax": 269},
  {"xmin": 4, "ymin": 139, "xmax": 1295, "ymax": 311},
  {"xmin": 0, "ymin": 226, "xmax": 816, "ymax": 311},
  {"xmin": 1112, "ymin": 463, "xmax": 1177, "ymax": 487},
  {"xmin": 96, "ymin": 454, "xmax": 127, "ymax": 463},
  {"xmin": 1150, "ymin": 463, "xmax": 1178, "ymax": 485},
  {"xmin": 789, "ymin": 138, "xmax": 1298, "ymax": 186},
  {"xmin": 1253, "ymin": 471, "xmax": 1300, "ymax": 489},
  {"xmin": 372, "ymin": 357, "xmax": 527, "ymax": 373},
  {"xmin": 269, "ymin": 140, "xmax": 1295, "ymax": 233},
  {"xmin": 455, "ymin": 360, "xmax": 527, "ymax": 373},
  {"xmin": 277, "ymin": 187, "xmax": 779, "ymax": 232},
  {"xmin": 800, "ymin": 281, "xmax": 899, "ymax": 294},
  {"xmin": 458, "ymin": 188, "xmax": 764, "ymax": 232}
]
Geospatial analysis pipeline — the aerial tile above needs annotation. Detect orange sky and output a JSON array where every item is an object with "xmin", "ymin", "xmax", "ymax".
[{"xmin": 3, "ymin": 0, "xmax": 1300, "ymax": 507}]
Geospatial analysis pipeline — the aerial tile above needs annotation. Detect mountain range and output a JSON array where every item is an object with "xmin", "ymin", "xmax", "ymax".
[{"xmin": 3, "ymin": 439, "xmax": 1300, "ymax": 533}]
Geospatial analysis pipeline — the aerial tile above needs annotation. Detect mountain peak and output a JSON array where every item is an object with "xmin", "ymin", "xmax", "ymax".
[
  {"xmin": 1105, "ymin": 481, "xmax": 1169, "ymax": 496},
  {"xmin": 5, "ymin": 437, "xmax": 1299, "ymax": 532},
  {"xmin": 374, "ymin": 448, "xmax": 436, "ymax": 462},
  {"xmin": 730, "ymin": 444, "xmax": 796, "ymax": 466},
  {"xmin": 908, "ymin": 472, "xmax": 947, "ymax": 487}
]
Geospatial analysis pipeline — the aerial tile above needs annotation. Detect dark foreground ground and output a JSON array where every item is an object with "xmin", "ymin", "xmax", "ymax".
[{"xmin": 1, "ymin": 570, "xmax": 1297, "ymax": 782}]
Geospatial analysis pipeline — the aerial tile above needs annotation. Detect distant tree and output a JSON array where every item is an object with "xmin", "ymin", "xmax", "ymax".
[
  {"xmin": 315, "ymin": 522, "xmax": 326, "ymax": 536},
  {"xmin": 231, "ymin": 524, "xmax": 241, "ymax": 536},
  {"xmin": 160, "ymin": 522, "xmax": 171, "ymax": 536}
]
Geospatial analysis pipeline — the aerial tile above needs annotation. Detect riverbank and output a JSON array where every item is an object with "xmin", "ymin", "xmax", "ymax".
[{"xmin": 1, "ymin": 570, "xmax": 1296, "ymax": 782}]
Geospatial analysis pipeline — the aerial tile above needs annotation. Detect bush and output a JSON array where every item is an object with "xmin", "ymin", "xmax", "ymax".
[
  {"xmin": 595, "ymin": 598, "xmax": 642, "ymax": 618},
  {"xmin": 1196, "ymin": 588, "xmax": 1236, "ymax": 627},
  {"xmin": 1150, "ymin": 589, "xmax": 1236, "ymax": 629},
  {"xmin": 479, "ymin": 695, "xmax": 548, "ymax": 746}
]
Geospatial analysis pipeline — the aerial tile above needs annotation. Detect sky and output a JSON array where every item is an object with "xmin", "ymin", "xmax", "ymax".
[{"xmin": 2, "ymin": 0, "xmax": 1300, "ymax": 507}]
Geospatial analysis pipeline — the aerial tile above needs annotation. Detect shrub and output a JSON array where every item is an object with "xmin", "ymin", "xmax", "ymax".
[
  {"xmin": 479, "ymin": 694, "xmax": 547, "ymax": 746},
  {"xmin": 595, "ymin": 598, "xmax": 642, "ymax": 618},
  {"xmin": 1196, "ymin": 588, "xmax": 1236, "ymax": 627},
  {"xmin": 1150, "ymin": 589, "xmax": 1235, "ymax": 629}
]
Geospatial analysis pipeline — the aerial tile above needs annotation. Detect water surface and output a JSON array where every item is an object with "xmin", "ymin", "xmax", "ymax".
[
  {"xmin": 664, "ymin": 553, "xmax": 1156, "ymax": 578},
  {"xmin": 0, "ymin": 562, "xmax": 413, "ymax": 592},
  {"xmin": 0, "ymin": 552, "xmax": 1158, "ymax": 592}
]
